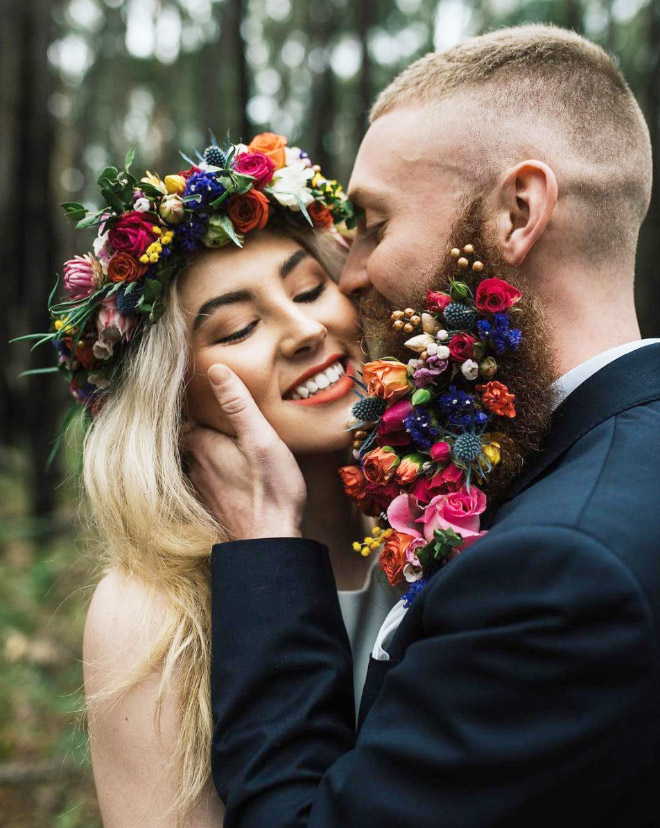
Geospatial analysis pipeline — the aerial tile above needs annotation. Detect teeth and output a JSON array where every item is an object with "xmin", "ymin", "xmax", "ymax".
[{"xmin": 289, "ymin": 360, "xmax": 346, "ymax": 400}]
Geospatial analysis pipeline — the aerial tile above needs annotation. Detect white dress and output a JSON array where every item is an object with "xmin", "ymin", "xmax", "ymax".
[{"xmin": 337, "ymin": 562, "xmax": 400, "ymax": 711}]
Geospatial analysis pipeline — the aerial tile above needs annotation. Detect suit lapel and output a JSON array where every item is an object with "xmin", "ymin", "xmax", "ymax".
[{"xmin": 487, "ymin": 344, "xmax": 660, "ymax": 520}]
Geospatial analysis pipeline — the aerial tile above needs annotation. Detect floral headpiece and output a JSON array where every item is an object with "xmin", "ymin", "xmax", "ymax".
[
  {"xmin": 339, "ymin": 245, "xmax": 523, "ymax": 606},
  {"xmin": 20, "ymin": 132, "xmax": 355, "ymax": 416}
]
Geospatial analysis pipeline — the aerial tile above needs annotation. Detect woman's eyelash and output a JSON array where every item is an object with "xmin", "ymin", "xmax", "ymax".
[
  {"xmin": 216, "ymin": 320, "xmax": 258, "ymax": 344},
  {"xmin": 293, "ymin": 283, "xmax": 326, "ymax": 303}
]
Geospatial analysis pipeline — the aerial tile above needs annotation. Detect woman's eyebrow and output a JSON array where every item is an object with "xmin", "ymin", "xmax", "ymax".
[
  {"xmin": 280, "ymin": 248, "xmax": 310, "ymax": 278},
  {"xmin": 193, "ymin": 290, "xmax": 251, "ymax": 332}
]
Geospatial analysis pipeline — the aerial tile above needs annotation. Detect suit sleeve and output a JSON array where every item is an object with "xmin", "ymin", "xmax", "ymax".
[{"xmin": 210, "ymin": 526, "xmax": 659, "ymax": 828}]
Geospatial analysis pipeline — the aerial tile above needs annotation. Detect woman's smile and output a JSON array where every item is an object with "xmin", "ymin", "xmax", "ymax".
[{"xmin": 283, "ymin": 355, "xmax": 354, "ymax": 406}]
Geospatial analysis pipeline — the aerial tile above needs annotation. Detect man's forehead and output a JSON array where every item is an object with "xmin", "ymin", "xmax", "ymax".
[{"xmin": 347, "ymin": 104, "xmax": 465, "ymax": 206}]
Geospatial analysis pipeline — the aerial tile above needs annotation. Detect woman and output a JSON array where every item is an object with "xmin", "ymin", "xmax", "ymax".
[{"xmin": 41, "ymin": 135, "xmax": 398, "ymax": 826}]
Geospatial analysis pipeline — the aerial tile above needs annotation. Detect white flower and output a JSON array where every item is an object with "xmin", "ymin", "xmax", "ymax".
[
  {"xmin": 233, "ymin": 143, "xmax": 249, "ymax": 156},
  {"xmin": 461, "ymin": 359, "xmax": 479, "ymax": 381},
  {"xmin": 285, "ymin": 146, "xmax": 312, "ymax": 167},
  {"xmin": 92, "ymin": 230, "xmax": 111, "ymax": 275},
  {"xmin": 266, "ymin": 162, "xmax": 315, "ymax": 209},
  {"xmin": 133, "ymin": 197, "xmax": 151, "ymax": 212},
  {"xmin": 436, "ymin": 329, "xmax": 449, "ymax": 341},
  {"xmin": 421, "ymin": 312, "xmax": 441, "ymax": 335},
  {"xmin": 403, "ymin": 563, "xmax": 424, "ymax": 583},
  {"xmin": 404, "ymin": 333, "xmax": 435, "ymax": 354},
  {"xmin": 426, "ymin": 342, "xmax": 438, "ymax": 356},
  {"xmin": 436, "ymin": 345, "xmax": 450, "ymax": 360},
  {"xmin": 407, "ymin": 358, "xmax": 421, "ymax": 374},
  {"xmin": 87, "ymin": 372, "xmax": 110, "ymax": 390}
]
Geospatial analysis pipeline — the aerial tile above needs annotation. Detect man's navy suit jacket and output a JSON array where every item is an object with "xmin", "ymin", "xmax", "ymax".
[{"xmin": 210, "ymin": 344, "xmax": 660, "ymax": 827}]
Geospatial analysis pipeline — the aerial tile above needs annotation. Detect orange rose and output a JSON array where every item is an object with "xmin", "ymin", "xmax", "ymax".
[
  {"xmin": 338, "ymin": 465, "xmax": 367, "ymax": 499},
  {"xmin": 363, "ymin": 360, "xmax": 410, "ymax": 402},
  {"xmin": 476, "ymin": 380, "xmax": 516, "ymax": 418},
  {"xmin": 107, "ymin": 252, "xmax": 147, "ymax": 283},
  {"xmin": 379, "ymin": 531, "xmax": 415, "ymax": 587},
  {"xmin": 247, "ymin": 132, "xmax": 288, "ymax": 170},
  {"xmin": 395, "ymin": 454, "xmax": 424, "ymax": 485},
  {"xmin": 308, "ymin": 201, "xmax": 334, "ymax": 228},
  {"xmin": 363, "ymin": 447, "xmax": 400, "ymax": 485},
  {"xmin": 226, "ymin": 190, "xmax": 270, "ymax": 233}
]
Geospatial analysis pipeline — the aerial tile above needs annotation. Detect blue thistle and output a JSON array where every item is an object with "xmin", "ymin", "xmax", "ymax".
[
  {"xmin": 453, "ymin": 432, "xmax": 483, "ymax": 463},
  {"xmin": 352, "ymin": 396, "xmax": 387, "ymax": 422},
  {"xmin": 116, "ymin": 281, "xmax": 145, "ymax": 315},
  {"xmin": 444, "ymin": 302, "xmax": 477, "ymax": 330},
  {"xmin": 203, "ymin": 145, "xmax": 227, "ymax": 168}
]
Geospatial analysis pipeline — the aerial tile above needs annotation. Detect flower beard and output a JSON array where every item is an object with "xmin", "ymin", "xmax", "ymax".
[{"xmin": 357, "ymin": 196, "xmax": 559, "ymax": 508}]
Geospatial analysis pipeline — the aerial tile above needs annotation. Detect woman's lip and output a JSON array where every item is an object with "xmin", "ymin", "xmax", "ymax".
[
  {"xmin": 283, "ymin": 352, "xmax": 345, "ymax": 399},
  {"xmin": 287, "ymin": 359, "xmax": 356, "ymax": 407}
]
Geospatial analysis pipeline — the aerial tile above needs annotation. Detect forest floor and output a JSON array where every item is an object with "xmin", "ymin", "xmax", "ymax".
[{"xmin": 0, "ymin": 444, "xmax": 101, "ymax": 827}]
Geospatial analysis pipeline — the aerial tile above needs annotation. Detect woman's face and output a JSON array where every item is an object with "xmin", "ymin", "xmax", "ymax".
[{"xmin": 179, "ymin": 231, "xmax": 363, "ymax": 454}]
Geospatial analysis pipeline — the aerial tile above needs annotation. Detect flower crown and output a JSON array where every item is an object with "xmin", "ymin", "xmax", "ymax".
[{"xmin": 23, "ymin": 132, "xmax": 356, "ymax": 415}]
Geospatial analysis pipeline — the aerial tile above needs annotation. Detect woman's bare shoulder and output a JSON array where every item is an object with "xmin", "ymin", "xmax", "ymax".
[{"xmin": 83, "ymin": 570, "xmax": 224, "ymax": 826}]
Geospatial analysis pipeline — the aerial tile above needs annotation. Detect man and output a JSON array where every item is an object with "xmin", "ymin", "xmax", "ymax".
[{"xmin": 188, "ymin": 25, "xmax": 660, "ymax": 827}]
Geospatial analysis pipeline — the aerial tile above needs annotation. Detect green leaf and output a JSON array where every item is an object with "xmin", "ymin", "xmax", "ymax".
[
  {"xmin": 218, "ymin": 214, "xmax": 243, "ymax": 248},
  {"xmin": 60, "ymin": 202, "xmax": 87, "ymax": 221},
  {"xmin": 297, "ymin": 195, "xmax": 313, "ymax": 227},
  {"xmin": 140, "ymin": 182, "xmax": 166, "ymax": 199},
  {"xmin": 141, "ymin": 278, "xmax": 163, "ymax": 303},
  {"xmin": 209, "ymin": 190, "xmax": 231, "ymax": 209},
  {"xmin": 75, "ymin": 213, "xmax": 103, "ymax": 230},
  {"xmin": 97, "ymin": 166, "xmax": 119, "ymax": 186},
  {"xmin": 18, "ymin": 366, "xmax": 61, "ymax": 378},
  {"xmin": 124, "ymin": 148, "xmax": 135, "ymax": 173},
  {"xmin": 101, "ymin": 187, "xmax": 125, "ymax": 213},
  {"xmin": 120, "ymin": 182, "xmax": 135, "ymax": 204}
]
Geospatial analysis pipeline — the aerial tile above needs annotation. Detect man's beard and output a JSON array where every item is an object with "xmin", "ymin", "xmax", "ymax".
[{"xmin": 357, "ymin": 197, "xmax": 559, "ymax": 507}]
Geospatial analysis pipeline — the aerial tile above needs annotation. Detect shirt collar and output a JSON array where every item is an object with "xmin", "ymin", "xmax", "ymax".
[{"xmin": 551, "ymin": 339, "xmax": 660, "ymax": 411}]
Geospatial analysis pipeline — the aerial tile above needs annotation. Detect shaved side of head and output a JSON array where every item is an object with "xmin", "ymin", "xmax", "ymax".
[{"xmin": 371, "ymin": 25, "xmax": 652, "ymax": 260}]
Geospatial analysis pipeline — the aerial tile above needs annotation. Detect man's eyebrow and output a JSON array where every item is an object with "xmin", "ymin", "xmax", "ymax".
[
  {"xmin": 347, "ymin": 185, "xmax": 387, "ymax": 210},
  {"xmin": 193, "ymin": 290, "xmax": 251, "ymax": 332},
  {"xmin": 280, "ymin": 248, "xmax": 310, "ymax": 278}
]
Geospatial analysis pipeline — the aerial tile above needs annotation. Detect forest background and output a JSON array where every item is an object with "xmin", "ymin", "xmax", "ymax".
[{"xmin": 1, "ymin": 0, "xmax": 659, "ymax": 825}]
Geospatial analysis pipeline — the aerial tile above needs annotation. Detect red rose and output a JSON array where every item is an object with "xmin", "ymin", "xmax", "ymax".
[
  {"xmin": 448, "ymin": 332, "xmax": 477, "ymax": 361},
  {"xmin": 475, "ymin": 277, "xmax": 522, "ymax": 313},
  {"xmin": 364, "ymin": 480, "xmax": 400, "ymax": 511},
  {"xmin": 107, "ymin": 252, "xmax": 148, "ymax": 283},
  {"xmin": 426, "ymin": 291, "xmax": 452, "ymax": 313},
  {"xmin": 308, "ymin": 202, "xmax": 334, "ymax": 228},
  {"xmin": 226, "ymin": 190, "xmax": 270, "ymax": 233},
  {"xmin": 178, "ymin": 165, "xmax": 203, "ymax": 179},
  {"xmin": 232, "ymin": 151, "xmax": 276, "ymax": 189},
  {"xmin": 411, "ymin": 463, "xmax": 465, "ymax": 504},
  {"xmin": 108, "ymin": 211, "xmax": 158, "ymax": 258}
]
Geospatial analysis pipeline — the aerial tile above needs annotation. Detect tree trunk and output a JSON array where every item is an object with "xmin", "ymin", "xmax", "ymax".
[
  {"xmin": 12, "ymin": 0, "xmax": 58, "ymax": 514},
  {"xmin": 356, "ymin": 0, "xmax": 374, "ymax": 138}
]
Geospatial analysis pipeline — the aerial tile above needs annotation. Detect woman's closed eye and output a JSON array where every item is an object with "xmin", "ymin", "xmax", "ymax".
[
  {"xmin": 293, "ymin": 282, "xmax": 326, "ymax": 303},
  {"xmin": 215, "ymin": 319, "xmax": 259, "ymax": 344}
]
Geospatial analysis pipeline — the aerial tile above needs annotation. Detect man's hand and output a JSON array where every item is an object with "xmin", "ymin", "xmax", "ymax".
[{"xmin": 184, "ymin": 364, "xmax": 306, "ymax": 539}]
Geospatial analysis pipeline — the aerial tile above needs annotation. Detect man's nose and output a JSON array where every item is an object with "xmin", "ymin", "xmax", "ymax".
[{"xmin": 338, "ymin": 246, "xmax": 371, "ymax": 298}]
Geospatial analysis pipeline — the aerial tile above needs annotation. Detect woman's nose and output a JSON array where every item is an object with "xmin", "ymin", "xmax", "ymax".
[{"xmin": 279, "ymin": 307, "xmax": 327, "ymax": 358}]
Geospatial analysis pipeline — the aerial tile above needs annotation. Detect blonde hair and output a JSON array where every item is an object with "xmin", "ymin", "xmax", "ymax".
[
  {"xmin": 372, "ymin": 24, "xmax": 652, "ymax": 254},
  {"xmin": 82, "ymin": 226, "xmax": 344, "ymax": 823}
]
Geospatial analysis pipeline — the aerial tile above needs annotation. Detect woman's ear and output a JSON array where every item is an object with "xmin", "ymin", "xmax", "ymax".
[{"xmin": 491, "ymin": 160, "xmax": 558, "ymax": 266}]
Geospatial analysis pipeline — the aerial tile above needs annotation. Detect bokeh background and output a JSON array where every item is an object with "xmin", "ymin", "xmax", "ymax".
[{"xmin": 1, "ymin": 0, "xmax": 658, "ymax": 824}]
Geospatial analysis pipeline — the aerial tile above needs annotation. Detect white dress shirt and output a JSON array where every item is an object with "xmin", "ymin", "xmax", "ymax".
[{"xmin": 371, "ymin": 338, "xmax": 660, "ymax": 661}]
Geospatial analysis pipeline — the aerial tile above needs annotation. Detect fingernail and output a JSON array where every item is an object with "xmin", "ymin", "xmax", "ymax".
[{"xmin": 208, "ymin": 364, "xmax": 230, "ymax": 386}]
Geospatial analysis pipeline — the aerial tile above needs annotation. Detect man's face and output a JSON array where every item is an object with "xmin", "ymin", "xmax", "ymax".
[{"xmin": 341, "ymin": 103, "xmax": 474, "ymax": 306}]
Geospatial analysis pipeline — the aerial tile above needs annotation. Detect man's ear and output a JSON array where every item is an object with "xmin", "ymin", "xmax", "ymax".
[{"xmin": 492, "ymin": 161, "xmax": 558, "ymax": 266}]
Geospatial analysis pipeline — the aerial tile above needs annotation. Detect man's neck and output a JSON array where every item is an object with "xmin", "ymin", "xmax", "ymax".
[
  {"xmin": 529, "ymin": 260, "xmax": 641, "ymax": 379},
  {"xmin": 297, "ymin": 451, "xmax": 371, "ymax": 591}
]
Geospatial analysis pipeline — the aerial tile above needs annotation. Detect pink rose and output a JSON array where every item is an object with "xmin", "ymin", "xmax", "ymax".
[
  {"xmin": 410, "ymin": 462, "xmax": 465, "ymax": 504},
  {"xmin": 420, "ymin": 484, "xmax": 487, "ymax": 545},
  {"xmin": 108, "ymin": 211, "xmax": 158, "ymax": 258},
  {"xmin": 232, "ymin": 151, "xmax": 276, "ymax": 189}
]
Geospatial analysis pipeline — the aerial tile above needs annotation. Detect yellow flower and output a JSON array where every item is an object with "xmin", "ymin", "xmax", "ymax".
[
  {"xmin": 164, "ymin": 174, "xmax": 186, "ymax": 195},
  {"xmin": 141, "ymin": 170, "xmax": 168, "ymax": 195},
  {"xmin": 481, "ymin": 432, "xmax": 504, "ymax": 467}
]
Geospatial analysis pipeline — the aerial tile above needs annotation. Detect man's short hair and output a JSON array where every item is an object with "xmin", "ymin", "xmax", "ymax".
[{"xmin": 372, "ymin": 25, "xmax": 652, "ymax": 256}]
